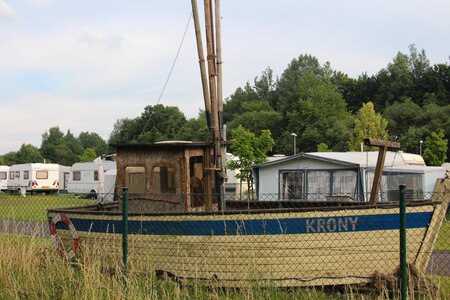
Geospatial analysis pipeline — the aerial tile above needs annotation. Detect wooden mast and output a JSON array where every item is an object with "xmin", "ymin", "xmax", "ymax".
[
  {"xmin": 215, "ymin": 0, "xmax": 226, "ymax": 208},
  {"xmin": 191, "ymin": 0, "xmax": 212, "ymax": 128},
  {"xmin": 364, "ymin": 138, "xmax": 401, "ymax": 204},
  {"xmin": 191, "ymin": 0, "xmax": 226, "ymax": 210}
]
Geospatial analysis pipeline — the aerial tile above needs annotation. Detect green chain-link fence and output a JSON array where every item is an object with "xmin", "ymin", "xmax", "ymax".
[{"xmin": 0, "ymin": 191, "xmax": 449, "ymax": 295}]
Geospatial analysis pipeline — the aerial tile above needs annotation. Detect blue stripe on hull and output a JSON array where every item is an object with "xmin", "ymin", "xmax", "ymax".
[{"xmin": 50, "ymin": 212, "xmax": 433, "ymax": 236}]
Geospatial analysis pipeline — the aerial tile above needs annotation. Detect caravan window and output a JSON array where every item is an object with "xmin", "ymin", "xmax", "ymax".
[
  {"xmin": 332, "ymin": 170, "xmax": 357, "ymax": 197},
  {"xmin": 280, "ymin": 171, "xmax": 304, "ymax": 200},
  {"xmin": 36, "ymin": 171, "xmax": 48, "ymax": 179},
  {"xmin": 307, "ymin": 171, "xmax": 330, "ymax": 201},
  {"xmin": 367, "ymin": 172, "xmax": 424, "ymax": 201},
  {"xmin": 153, "ymin": 166, "xmax": 176, "ymax": 194},
  {"xmin": 386, "ymin": 173, "xmax": 423, "ymax": 201},
  {"xmin": 15, "ymin": 171, "xmax": 20, "ymax": 179},
  {"xmin": 126, "ymin": 166, "xmax": 146, "ymax": 194},
  {"xmin": 23, "ymin": 171, "xmax": 29, "ymax": 180},
  {"xmin": 9, "ymin": 171, "xmax": 14, "ymax": 179},
  {"xmin": 94, "ymin": 171, "xmax": 99, "ymax": 181},
  {"xmin": 73, "ymin": 171, "xmax": 81, "ymax": 181},
  {"xmin": 0, "ymin": 172, "xmax": 6, "ymax": 180}
]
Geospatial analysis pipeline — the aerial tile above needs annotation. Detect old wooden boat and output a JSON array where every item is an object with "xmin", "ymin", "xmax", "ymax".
[
  {"xmin": 47, "ymin": 139, "xmax": 450, "ymax": 287},
  {"xmin": 47, "ymin": 0, "xmax": 450, "ymax": 287}
]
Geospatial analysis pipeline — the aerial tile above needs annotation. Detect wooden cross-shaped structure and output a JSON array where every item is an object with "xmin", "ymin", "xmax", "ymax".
[{"xmin": 364, "ymin": 138, "xmax": 401, "ymax": 204}]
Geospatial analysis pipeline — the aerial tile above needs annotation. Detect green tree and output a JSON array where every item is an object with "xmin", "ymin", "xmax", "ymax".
[
  {"xmin": 175, "ymin": 112, "xmax": 211, "ymax": 142},
  {"xmin": 40, "ymin": 127, "xmax": 87, "ymax": 165},
  {"xmin": 227, "ymin": 100, "xmax": 282, "ymax": 138},
  {"xmin": 79, "ymin": 148, "xmax": 97, "ymax": 162},
  {"xmin": 223, "ymin": 67, "xmax": 277, "ymax": 123},
  {"xmin": 227, "ymin": 125, "xmax": 275, "ymax": 198},
  {"xmin": 78, "ymin": 132, "xmax": 109, "ymax": 156},
  {"xmin": 349, "ymin": 101, "xmax": 389, "ymax": 151},
  {"xmin": 383, "ymin": 99, "xmax": 450, "ymax": 156},
  {"xmin": 40, "ymin": 126, "xmax": 65, "ymax": 163},
  {"xmin": 109, "ymin": 104, "xmax": 187, "ymax": 144},
  {"xmin": 62, "ymin": 130, "xmax": 84, "ymax": 165},
  {"xmin": 286, "ymin": 72, "xmax": 353, "ymax": 153},
  {"xmin": 0, "ymin": 152, "xmax": 18, "ymax": 165},
  {"xmin": 16, "ymin": 144, "xmax": 44, "ymax": 163},
  {"xmin": 423, "ymin": 130, "xmax": 448, "ymax": 166},
  {"xmin": 317, "ymin": 143, "xmax": 331, "ymax": 152},
  {"xmin": 276, "ymin": 54, "xmax": 330, "ymax": 114}
]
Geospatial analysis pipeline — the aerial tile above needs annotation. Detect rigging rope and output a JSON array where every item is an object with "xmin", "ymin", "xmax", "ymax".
[{"xmin": 137, "ymin": 11, "xmax": 193, "ymax": 142}]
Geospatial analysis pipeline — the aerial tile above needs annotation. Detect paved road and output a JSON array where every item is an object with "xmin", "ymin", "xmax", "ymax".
[
  {"xmin": 426, "ymin": 250, "xmax": 450, "ymax": 276},
  {"xmin": 0, "ymin": 220, "xmax": 49, "ymax": 237}
]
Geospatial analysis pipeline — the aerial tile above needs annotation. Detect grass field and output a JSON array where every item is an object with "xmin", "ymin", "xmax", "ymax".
[
  {"xmin": 0, "ymin": 194, "xmax": 95, "ymax": 222},
  {"xmin": 435, "ymin": 214, "xmax": 449, "ymax": 251},
  {"xmin": 0, "ymin": 234, "xmax": 448, "ymax": 300}
]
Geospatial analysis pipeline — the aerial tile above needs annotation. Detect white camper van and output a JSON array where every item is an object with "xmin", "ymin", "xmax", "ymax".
[
  {"xmin": 7, "ymin": 163, "xmax": 60, "ymax": 194},
  {"xmin": 67, "ymin": 160, "xmax": 116, "ymax": 199},
  {"xmin": 0, "ymin": 165, "xmax": 9, "ymax": 191}
]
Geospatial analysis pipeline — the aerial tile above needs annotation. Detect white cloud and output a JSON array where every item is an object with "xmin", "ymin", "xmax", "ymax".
[
  {"xmin": 0, "ymin": 91, "xmax": 148, "ymax": 153},
  {"xmin": 78, "ymin": 31, "xmax": 124, "ymax": 50},
  {"xmin": 23, "ymin": 0, "xmax": 51, "ymax": 5},
  {"xmin": 0, "ymin": 1, "xmax": 15, "ymax": 20}
]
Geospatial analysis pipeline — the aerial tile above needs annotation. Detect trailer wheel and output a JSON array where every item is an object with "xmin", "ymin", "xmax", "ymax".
[
  {"xmin": 49, "ymin": 213, "xmax": 79, "ymax": 259},
  {"xmin": 89, "ymin": 190, "xmax": 97, "ymax": 200}
]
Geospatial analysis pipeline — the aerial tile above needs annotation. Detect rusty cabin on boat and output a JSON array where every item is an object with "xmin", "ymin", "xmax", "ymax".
[{"xmin": 112, "ymin": 141, "xmax": 219, "ymax": 213}]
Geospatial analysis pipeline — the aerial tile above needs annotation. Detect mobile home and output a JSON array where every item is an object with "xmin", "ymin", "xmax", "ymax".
[
  {"xmin": 0, "ymin": 165, "xmax": 9, "ymax": 191},
  {"xmin": 67, "ymin": 159, "xmax": 116, "ymax": 199},
  {"xmin": 252, "ymin": 151, "xmax": 446, "ymax": 202},
  {"xmin": 7, "ymin": 163, "xmax": 60, "ymax": 194}
]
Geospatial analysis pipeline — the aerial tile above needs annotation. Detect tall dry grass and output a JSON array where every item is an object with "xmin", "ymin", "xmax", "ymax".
[{"xmin": 0, "ymin": 235, "xmax": 448, "ymax": 300}]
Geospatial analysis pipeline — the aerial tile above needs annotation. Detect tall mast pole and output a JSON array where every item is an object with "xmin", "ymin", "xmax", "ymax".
[
  {"xmin": 204, "ymin": 0, "xmax": 220, "ymax": 210},
  {"xmin": 191, "ymin": 0, "xmax": 212, "ymax": 128},
  {"xmin": 215, "ymin": 0, "xmax": 226, "ymax": 210},
  {"xmin": 191, "ymin": 0, "xmax": 213, "ymax": 210},
  {"xmin": 204, "ymin": 0, "xmax": 219, "ymax": 148}
]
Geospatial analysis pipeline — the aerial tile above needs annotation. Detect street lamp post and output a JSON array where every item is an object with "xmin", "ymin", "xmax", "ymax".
[
  {"xmin": 291, "ymin": 133, "xmax": 297, "ymax": 155},
  {"xmin": 419, "ymin": 140, "xmax": 423, "ymax": 156}
]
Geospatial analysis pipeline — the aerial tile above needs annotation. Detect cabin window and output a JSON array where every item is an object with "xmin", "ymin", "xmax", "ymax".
[
  {"xmin": 94, "ymin": 171, "xmax": 99, "ymax": 181},
  {"xmin": 36, "ymin": 171, "xmax": 48, "ymax": 179},
  {"xmin": 126, "ymin": 166, "xmax": 146, "ymax": 194},
  {"xmin": 307, "ymin": 171, "xmax": 330, "ymax": 201},
  {"xmin": 73, "ymin": 171, "xmax": 81, "ymax": 181},
  {"xmin": 153, "ymin": 166, "xmax": 176, "ymax": 194},
  {"xmin": 280, "ymin": 171, "xmax": 304, "ymax": 200},
  {"xmin": 15, "ymin": 171, "xmax": 20, "ymax": 179},
  {"xmin": 0, "ymin": 172, "xmax": 6, "ymax": 180},
  {"xmin": 332, "ymin": 170, "xmax": 357, "ymax": 198},
  {"xmin": 23, "ymin": 171, "xmax": 29, "ymax": 180},
  {"xmin": 9, "ymin": 171, "xmax": 14, "ymax": 179}
]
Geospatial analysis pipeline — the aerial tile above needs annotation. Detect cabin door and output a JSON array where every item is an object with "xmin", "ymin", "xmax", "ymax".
[{"xmin": 189, "ymin": 156, "xmax": 204, "ymax": 208}]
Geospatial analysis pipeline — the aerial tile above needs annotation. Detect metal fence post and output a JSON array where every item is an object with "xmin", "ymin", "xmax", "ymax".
[
  {"xmin": 122, "ymin": 187, "xmax": 129, "ymax": 291},
  {"xmin": 399, "ymin": 185, "xmax": 407, "ymax": 300}
]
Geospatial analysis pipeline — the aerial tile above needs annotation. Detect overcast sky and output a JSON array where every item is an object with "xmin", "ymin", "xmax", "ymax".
[{"xmin": 1, "ymin": 0, "xmax": 449, "ymax": 155}]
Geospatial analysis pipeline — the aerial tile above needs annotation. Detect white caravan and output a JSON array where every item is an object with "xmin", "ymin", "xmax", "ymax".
[
  {"xmin": 0, "ymin": 165, "xmax": 9, "ymax": 191},
  {"xmin": 7, "ymin": 163, "xmax": 60, "ymax": 194},
  {"xmin": 67, "ymin": 159, "xmax": 116, "ymax": 200}
]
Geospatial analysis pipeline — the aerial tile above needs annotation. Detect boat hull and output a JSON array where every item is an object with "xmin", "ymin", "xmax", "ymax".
[{"xmin": 48, "ymin": 201, "xmax": 447, "ymax": 287}]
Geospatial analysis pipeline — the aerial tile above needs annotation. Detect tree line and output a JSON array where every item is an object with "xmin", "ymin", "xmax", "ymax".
[
  {"xmin": 1, "ymin": 45, "xmax": 448, "ymax": 166},
  {"xmin": 0, "ymin": 128, "xmax": 109, "ymax": 166}
]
